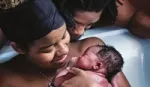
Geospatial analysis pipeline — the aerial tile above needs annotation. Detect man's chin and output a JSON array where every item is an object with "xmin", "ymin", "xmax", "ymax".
[{"xmin": 71, "ymin": 36, "xmax": 82, "ymax": 42}]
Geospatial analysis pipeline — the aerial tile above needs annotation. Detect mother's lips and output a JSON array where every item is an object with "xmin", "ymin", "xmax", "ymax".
[{"xmin": 53, "ymin": 55, "xmax": 68, "ymax": 63}]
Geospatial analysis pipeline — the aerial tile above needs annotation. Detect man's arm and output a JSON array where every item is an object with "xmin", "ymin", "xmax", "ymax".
[
  {"xmin": 0, "ymin": 28, "xmax": 6, "ymax": 49},
  {"xmin": 115, "ymin": 0, "xmax": 150, "ymax": 38},
  {"xmin": 128, "ymin": 11, "xmax": 150, "ymax": 38}
]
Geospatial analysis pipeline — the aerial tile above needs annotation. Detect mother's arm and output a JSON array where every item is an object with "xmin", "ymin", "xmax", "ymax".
[{"xmin": 111, "ymin": 71, "xmax": 131, "ymax": 87}]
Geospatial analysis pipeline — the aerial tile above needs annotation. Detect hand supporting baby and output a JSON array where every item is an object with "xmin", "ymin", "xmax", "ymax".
[
  {"xmin": 54, "ymin": 57, "xmax": 111, "ymax": 87},
  {"xmin": 58, "ymin": 67, "xmax": 103, "ymax": 87}
]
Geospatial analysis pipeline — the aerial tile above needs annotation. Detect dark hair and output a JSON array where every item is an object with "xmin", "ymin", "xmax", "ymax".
[
  {"xmin": 100, "ymin": 0, "xmax": 118, "ymax": 23},
  {"xmin": 0, "ymin": 0, "xmax": 65, "ymax": 51},
  {"xmin": 96, "ymin": 45, "xmax": 124, "ymax": 81},
  {"xmin": 53, "ymin": 0, "xmax": 107, "ymax": 29}
]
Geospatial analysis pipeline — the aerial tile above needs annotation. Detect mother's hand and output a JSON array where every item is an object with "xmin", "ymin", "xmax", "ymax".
[{"xmin": 59, "ymin": 67, "xmax": 100, "ymax": 87}]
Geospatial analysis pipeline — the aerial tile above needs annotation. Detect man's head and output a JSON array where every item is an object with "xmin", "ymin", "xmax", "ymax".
[
  {"xmin": 76, "ymin": 45, "xmax": 124, "ymax": 78},
  {"xmin": 0, "ymin": 0, "xmax": 70, "ymax": 69},
  {"xmin": 54, "ymin": 0, "xmax": 107, "ymax": 41}
]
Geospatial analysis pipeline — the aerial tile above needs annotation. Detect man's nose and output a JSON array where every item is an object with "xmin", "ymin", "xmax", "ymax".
[{"xmin": 75, "ymin": 26, "xmax": 86, "ymax": 36}]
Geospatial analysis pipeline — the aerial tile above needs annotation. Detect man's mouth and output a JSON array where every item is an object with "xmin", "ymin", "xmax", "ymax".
[
  {"xmin": 71, "ymin": 34, "xmax": 81, "ymax": 38},
  {"xmin": 71, "ymin": 35, "xmax": 82, "ymax": 42}
]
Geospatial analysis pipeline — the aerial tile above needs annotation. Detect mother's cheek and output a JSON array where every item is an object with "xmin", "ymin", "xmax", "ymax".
[{"xmin": 31, "ymin": 53, "xmax": 54, "ymax": 65}]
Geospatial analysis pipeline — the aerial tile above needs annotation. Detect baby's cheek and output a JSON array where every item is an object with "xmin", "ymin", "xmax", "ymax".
[{"xmin": 76, "ymin": 58, "xmax": 92, "ymax": 69}]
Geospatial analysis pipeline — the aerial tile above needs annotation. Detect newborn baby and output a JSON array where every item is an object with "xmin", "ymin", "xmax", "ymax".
[{"xmin": 54, "ymin": 45, "xmax": 124, "ymax": 87}]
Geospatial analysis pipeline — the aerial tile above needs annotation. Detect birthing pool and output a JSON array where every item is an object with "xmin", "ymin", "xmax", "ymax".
[
  {"xmin": 0, "ymin": 26, "xmax": 150, "ymax": 87},
  {"xmin": 79, "ymin": 26, "xmax": 150, "ymax": 87}
]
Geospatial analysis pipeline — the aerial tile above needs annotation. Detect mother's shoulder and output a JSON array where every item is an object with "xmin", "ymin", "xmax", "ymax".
[
  {"xmin": 68, "ymin": 37, "xmax": 105, "ymax": 57},
  {"xmin": 79, "ymin": 37, "xmax": 105, "ymax": 46},
  {"xmin": 74, "ymin": 37, "xmax": 105, "ymax": 55}
]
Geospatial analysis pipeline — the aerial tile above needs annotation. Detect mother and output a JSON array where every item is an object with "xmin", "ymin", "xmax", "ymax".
[{"xmin": 0, "ymin": 0, "xmax": 101, "ymax": 87}]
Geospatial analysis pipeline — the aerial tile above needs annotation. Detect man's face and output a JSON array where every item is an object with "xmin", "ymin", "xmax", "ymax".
[
  {"xmin": 76, "ymin": 46, "xmax": 101, "ymax": 70},
  {"xmin": 68, "ymin": 11, "xmax": 102, "ymax": 41},
  {"xmin": 26, "ymin": 24, "xmax": 70, "ymax": 68}
]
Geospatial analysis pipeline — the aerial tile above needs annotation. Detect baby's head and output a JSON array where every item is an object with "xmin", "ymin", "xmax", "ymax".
[{"xmin": 76, "ymin": 45, "xmax": 124, "ymax": 79}]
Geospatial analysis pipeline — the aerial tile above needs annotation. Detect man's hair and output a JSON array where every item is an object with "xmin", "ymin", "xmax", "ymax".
[
  {"xmin": 53, "ymin": 0, "xmax": 118, "ymax": 29},
  {"xmin": 53, "ymin": 0, "xmax": 107, "ymax": 29},
  {"xmin": 96, "ymin": 45, "xmax": 124, "ymax": 80}
]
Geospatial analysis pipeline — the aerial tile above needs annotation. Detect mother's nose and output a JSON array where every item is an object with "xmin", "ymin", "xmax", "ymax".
[{"xmin": 56, "ymin": 42, "xmax": 69, "ymax": 56}]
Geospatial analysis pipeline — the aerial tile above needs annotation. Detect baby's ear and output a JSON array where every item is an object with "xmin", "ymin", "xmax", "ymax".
[{"xmin": 92, "ymin": 62, "xmax": 103, "ymax": 70}]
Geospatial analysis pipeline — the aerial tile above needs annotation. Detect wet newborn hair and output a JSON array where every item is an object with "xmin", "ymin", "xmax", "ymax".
[{"xmin": 95, "ymin": 45, "xmax": 124, "ymax": 80}]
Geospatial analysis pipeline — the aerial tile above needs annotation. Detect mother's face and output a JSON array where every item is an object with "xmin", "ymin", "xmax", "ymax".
[
  {"xmin": 27, "ymin": 24, "xmax": 70, "ymax": 68},
  {"xmin": 68, "ymin": 11, "xmax": 102, "ymax": 41}
]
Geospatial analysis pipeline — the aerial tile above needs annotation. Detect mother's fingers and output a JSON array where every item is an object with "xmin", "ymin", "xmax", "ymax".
[{"xmin": 68, "ymin": 67, "xmax": 86, "ymax": 76}]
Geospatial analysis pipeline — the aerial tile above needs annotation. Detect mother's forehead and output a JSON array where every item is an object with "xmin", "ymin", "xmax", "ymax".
[{"xmin": 33, "ymin": 25, "xmax": 66, "ymax": 47}]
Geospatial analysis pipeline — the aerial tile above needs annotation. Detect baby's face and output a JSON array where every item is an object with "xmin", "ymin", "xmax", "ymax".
[{"xmin": 76, "ymin": 46, "xmax": 101, "ymax": 70}]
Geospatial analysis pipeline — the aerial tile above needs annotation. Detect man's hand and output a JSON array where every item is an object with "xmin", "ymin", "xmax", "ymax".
[{"xmin": 59, "ymin": 67, "xmax": 100, "ymax": 87}]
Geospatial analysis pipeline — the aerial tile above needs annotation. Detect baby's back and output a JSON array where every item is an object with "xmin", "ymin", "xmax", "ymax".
[
  {"xmin": 54, "ymin": 69, "xmax": 112, "ymax": 87},
  {"xmin": 85, "ymin": 71, "xmax": 112, "ymax": 87}
]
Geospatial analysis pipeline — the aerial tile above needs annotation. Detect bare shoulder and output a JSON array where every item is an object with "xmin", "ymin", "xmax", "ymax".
[
  {"xmin": 79, "ymin": 37, "xmax": 105, "ymax": 55},
  {"xmin": 79, "ymin": 37, "xmax": 105, "ymax": 47},
  {"xmin": 68, "ymin": 37, "xmax": 105, "ymax": 57}
]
